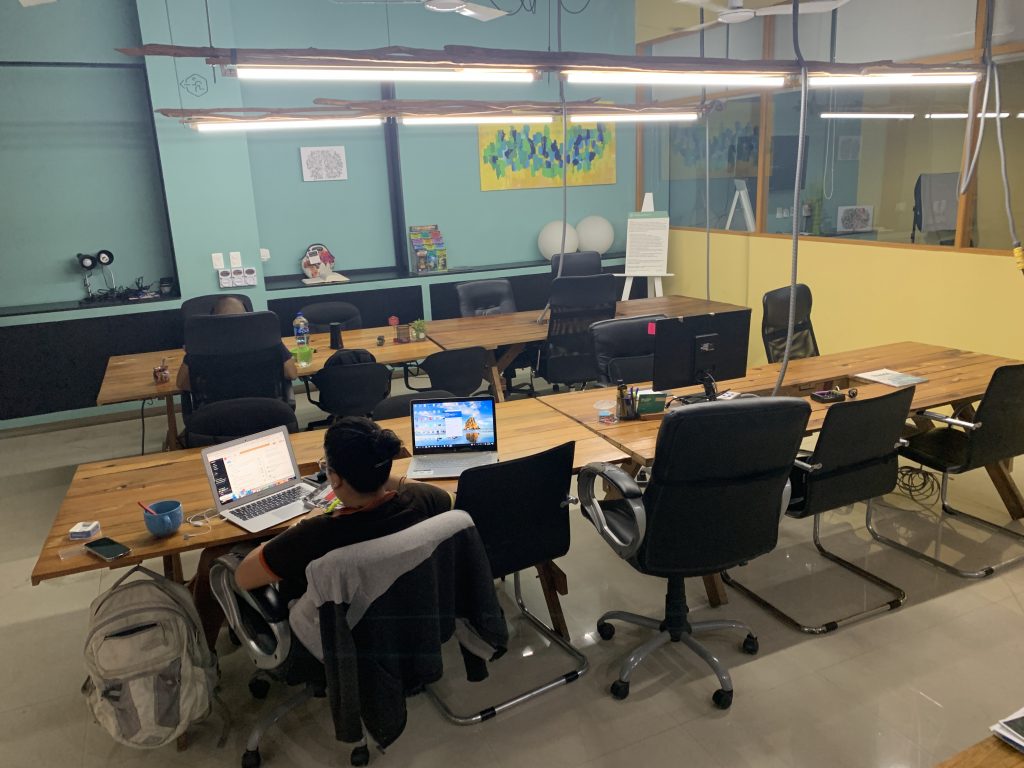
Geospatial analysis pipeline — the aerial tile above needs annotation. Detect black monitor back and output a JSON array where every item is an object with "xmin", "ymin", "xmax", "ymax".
[{"xmin": 652, "ymin": 309, "xmax": 751, "ymax": 391}]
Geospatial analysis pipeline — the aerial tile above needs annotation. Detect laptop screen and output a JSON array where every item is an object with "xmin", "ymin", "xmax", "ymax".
[
  {"xmin": 204, "ymin": 428, "xmax": 298, "ymax": 506},
  {"xmin": 411, "ymin": 397, "xmax": 497, "ymax": 455}
]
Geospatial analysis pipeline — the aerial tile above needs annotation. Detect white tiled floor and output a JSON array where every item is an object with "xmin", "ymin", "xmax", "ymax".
[{"xmin": 3, "ymin": 391, "xmax": 1024, "ymax": 768}]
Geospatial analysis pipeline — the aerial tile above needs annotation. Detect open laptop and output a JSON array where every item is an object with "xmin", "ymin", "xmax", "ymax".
[
  {"xmin": 407, "ymin": 396, "xmax": 499, "ymax": 479},
  {"xmin": 201, "ymin": 426, "xmax": 318, "ymax": 533}
]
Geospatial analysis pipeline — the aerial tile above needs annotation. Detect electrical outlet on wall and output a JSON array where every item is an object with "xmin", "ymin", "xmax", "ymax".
[{"xmin": 259, "ymin": 248, "xmax": 271, "ymax": 262}]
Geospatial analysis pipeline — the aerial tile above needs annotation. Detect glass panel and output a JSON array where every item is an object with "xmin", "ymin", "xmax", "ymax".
[
  {"xmin": 833, "ymin": 0, "xmax": 976, "ymax": 62},
  {"xmin": 974, "ymin": 58, "xmax": 1024, "ymax": 249}
]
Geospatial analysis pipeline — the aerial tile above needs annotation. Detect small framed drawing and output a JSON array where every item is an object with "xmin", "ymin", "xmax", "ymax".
[
  {"xmin": 300, "ymin": 146, "xmax": 347, "ymax": 182},
  {"xmin": 837, "ymin": 205, "xmax": 874, "ymax": 233}
]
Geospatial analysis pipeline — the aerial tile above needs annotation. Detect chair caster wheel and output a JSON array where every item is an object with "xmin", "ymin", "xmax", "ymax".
[
  {"xmin": 712, "ymin": 689, "xmax": 733, "ymax": 710},
  {"xmin": 241, "ymin": 748, "xmax": 262, "ymax": 768},
  {"xmin": 597, "ymin": 621, "xmax": 616, "ymax": 641},
  {"xmin": 350, "ymin": 745, "xmax": 370, "ymax": 766},
  {"xmin": 610, "ymin": 680, "xmax": 630, "ymax": 700},
  {"xmin": 248, "ymin": 677, "xmax": 271, "ymax": 700},
  {"xmin": 741, "ymin": 634, "xmax": 759, "ymax": 655}
]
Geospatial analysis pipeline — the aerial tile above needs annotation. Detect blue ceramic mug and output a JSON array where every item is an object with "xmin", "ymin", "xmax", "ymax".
[{"xmin": 144, "ymin": 500, "xmax": 183, "ymax": 538}]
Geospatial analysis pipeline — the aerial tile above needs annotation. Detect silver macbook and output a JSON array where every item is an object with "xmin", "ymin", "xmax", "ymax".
[
  {"xmin": 201, "ymin": 426, "xmax": 317, "ymax": 533},
  {"xmin": 407, "ymin": 396, "xmax": 499, "ymax": 479}
]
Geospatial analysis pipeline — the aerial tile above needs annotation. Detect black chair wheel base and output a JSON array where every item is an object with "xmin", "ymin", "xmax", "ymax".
[
  {"xmin": 597, "ymin": 621, "xmax": 616, "ymax": 641},
  {"xmin": 350, "ymin": 745, "xmax": 370, "ymax": 766},
  {"xmin": 741, "ymin": 634, "xmax": 759, "ymax": 655},
  {"xmin": 712, "ymin": 689, "xmax": 733, "ymax": 710},
  {"xmin": 242, "ymin": 748, "xmax": 262, "ymax": 768},
  {"xmin": 610, "ymin": 679, "xmax": 630, "ymax": 700},
  {"xmin": 248, "ymin": 677, "xmax": 271, "ymax": 700}
]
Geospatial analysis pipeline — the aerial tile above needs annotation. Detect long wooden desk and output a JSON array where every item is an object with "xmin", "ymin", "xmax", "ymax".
[
  {"xmin": 97, "ymin": 327, "xmax": 441, "ymax": 449},
  {"xmin": 426, "ymin": 295, "xmax": 747, "ymax": 402},
  {"xmin": 936, "ymin": 737, "xmax": 1024, "ymax": 767}
]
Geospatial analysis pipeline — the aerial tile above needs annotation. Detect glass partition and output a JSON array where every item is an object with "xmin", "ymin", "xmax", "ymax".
[{"xmin": 974, "ymin": 58, "xmax": 1024, "ymax": 249}]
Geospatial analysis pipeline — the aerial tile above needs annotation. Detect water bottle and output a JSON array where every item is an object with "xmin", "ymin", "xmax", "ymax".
[{"xmin": 292, "ymin": 312, "xmax": 311, "ymax": 367}]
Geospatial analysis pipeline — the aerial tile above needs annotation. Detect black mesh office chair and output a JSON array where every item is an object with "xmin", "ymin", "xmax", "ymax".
[
  {"xmin": 182, "ymin": 397, "xmax": 298, "ymax": 448},
  {"xmin": 761, "ymin": 284, "xmax": 819, "ymax": 363},
  {"xmin": 551, "ymin": 251, "xmax": 602, "ymax": 276},
  {"xmin": 305, "ymin": 362, "xmax": 392, "ymax": 427},
  {"xmin": 404, "ymin": 347, "xmax": 489, "ymax": 398},
  {"xmin": 372, "ymin": 390, "xmax": 454, "ymax": 421},
  {"xmin": 867, "ymin": 364, "xmax": 1024, "ymax": 578},
  {"xmin": 536, "ymin": 274, "xmax": 618, "ymax": 390},
  {"xmin": 578, "ymin": 398, "xmax": 810, "ymax": 709},
  {"xmin": 298, "ymin": 301, "xmax": 363, "ymax": 332},
  {"xmin": 425, "ymin": 442, "xmax": 585, "ymax": 724},
  {"xmin": 455, "ymin": 279, "xmax": 534, "ymax": 396},
  {"xmin": 590, "ymin": 314, "xmax": 666, "ymax": 385},
  {"xmin": 722, "ymin": 387, "xmax": 915, "ymax": 634},
  {"xmin": 180, "ymin": 293, "xmax": 254, "ymax": 320}
]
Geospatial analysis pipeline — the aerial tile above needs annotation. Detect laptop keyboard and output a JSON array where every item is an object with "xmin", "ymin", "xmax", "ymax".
[{"xmin": 232, "ymin": 485, "xmax": 308, "ymax": 521}]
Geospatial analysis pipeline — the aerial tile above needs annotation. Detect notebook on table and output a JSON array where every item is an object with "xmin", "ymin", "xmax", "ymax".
[
  {"xmin": 407, "ymin": 396, "xmax": 499, "ymax": 479},
  {"xmin": 201, "ymin": 426, "xmax": 318, "ymax": 533}
]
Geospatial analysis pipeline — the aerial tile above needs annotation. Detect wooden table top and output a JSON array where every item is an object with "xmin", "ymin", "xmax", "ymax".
[
  {"xmin": 96, "ymin": 326, "xmax": 441, "ymax": 406},
  {"xmin": 31, "ymin": 398, "xmax": 627, "ymax": 585},
  {"xmin": 539, "ymin": 341, "xmax": 1020, "ymax": 466},
  {"xmin": 426, "ymin": 295, "xmax": 746, "ymax": 352},
  {"xmin": 936, "ymin": 737, "xmax": 1024, "ymax": 767}
]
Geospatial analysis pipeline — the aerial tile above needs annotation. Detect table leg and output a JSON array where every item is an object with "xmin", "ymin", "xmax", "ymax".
[
  {"xmin": 164, "ymin": 396, "xmax": 181, "ymax": 451},
  {"xmin": 162, "ymin": 554, "xmax": 184, "ymax": 583},
  {"xmin": 702, "ymin": 574, "xmax": 728, "ymax": 607},
  {"xmin": 535, "ymin": 561, "xmax": 570, "ymax": 639}
]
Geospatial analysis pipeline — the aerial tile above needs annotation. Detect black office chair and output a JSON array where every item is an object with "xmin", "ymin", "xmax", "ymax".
[
  {"xmin": 551, "ymin": 251, "xmax": 602, "ymax": 277},
  {"xmin": 722, "ymin": 387, "xmax": 915, "ymax": 634},
  {"xmin": 456, "ymin": 279, "xmax": 535, "ymax": 397},
  {"xmin": 305, "ymin": 362, "xmax": 392, "ymax": 427},
  {"xmin": 182, "ymin": 397, "xmax": 299, "ymax": 448},
  {"xmin": 577, "ymin": 398, "xmax": 810, "ymax": 709},
  {"xmin": 425, "ymin": 442, "xmax": 585, "ymax": 724},
  {"xmin": 761, "ymin": 284, "xmax": 819, "ymax": 364},
  {"xmin": 403, "ymin": 347, "xmax": 489, "ymax": 398},
  {"xmin": 183, "ymin": 312, "xmax": 291, "ymax": 414},
  {"xmin": 298, "ymin": 301, "xmax": 363, "ymax": 333},
  {"xmin": 372, "ymin": 390, "xmax": 454, "ymax": 421},
  {"xmin": 590, "ymin": 314, "xmax": 666, "ymax": 385},
  {"xmin": 536, "ymin": 274, "xmax": 618, "ymax": 390},
  {"xmin": 180, "ymin": 293, "xmax": 254, "ymax": 320},
  {"xmin": 867, "ymin": 364, "xmax": 1024, "ymax": 578}
]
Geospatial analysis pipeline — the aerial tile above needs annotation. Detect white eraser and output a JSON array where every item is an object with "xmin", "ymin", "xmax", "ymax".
[{"xmin": 69, "ymin": 521, "xmax": 101, "ymax": 540}]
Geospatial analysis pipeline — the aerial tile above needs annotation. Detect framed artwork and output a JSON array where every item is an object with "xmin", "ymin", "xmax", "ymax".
[
  {"xmin": 479, "ymin": 121, "xmax": 616, "ymax": 191},
  {"xmin": 837, "ymin": 205, "xmax": 874, "ymax": 232}
]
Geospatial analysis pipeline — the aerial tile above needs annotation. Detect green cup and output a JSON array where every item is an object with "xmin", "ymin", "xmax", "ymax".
[{"xmin": 292, "ymin": 345, "xmax": 314, "ymax": 368}]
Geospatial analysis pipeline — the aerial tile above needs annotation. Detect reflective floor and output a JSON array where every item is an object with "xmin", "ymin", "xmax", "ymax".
[{"xmin": 3, "ymin": 388, "xmax": 1023, "ymax": 768}]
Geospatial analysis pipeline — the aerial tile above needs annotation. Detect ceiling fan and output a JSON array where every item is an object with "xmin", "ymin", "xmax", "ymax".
[
  {"xmin": 332, "ymin": 0, "xmax": 508, "ymax": 22},
  {"xmin": 675, "ymin": 0, "xmax": 851, "ymax": 33}
]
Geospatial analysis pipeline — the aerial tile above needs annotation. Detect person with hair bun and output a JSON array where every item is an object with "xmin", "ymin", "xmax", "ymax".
[{"xmin": 234, "ymin": 416, "xmax": 452, "ymax": 601}]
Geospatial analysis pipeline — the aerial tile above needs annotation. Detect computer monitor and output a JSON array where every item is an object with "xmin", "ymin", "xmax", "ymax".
[{"xmin": 652, "ymin": 309, "xmax": 752, "ymax": 394}]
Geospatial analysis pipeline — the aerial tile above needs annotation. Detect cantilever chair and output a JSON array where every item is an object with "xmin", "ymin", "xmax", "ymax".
[
  {"xmin": 867, "ymin": 364, "xmax": 1024, "ymax": 578},
  {"xmin": 589, "ymin": 314, "xmax": 666, "ymax": 385},
  {"xmin": 761, "ymin": 284, "xmax": 819, "ymax": 364},
  {"xmin": 403, "ymin": 347, "xmax": 489, "ymax": 398},
  {"xmin": 456, "ymin": 279, "xmax": 535, "ymax": 396},
  {"xmin": 298, "ymin": 301, "xmax": 362, "ymax": 332},
  {"xmin": 578, "ymin": 398, "xmax": 810, "ymax": 709},
  {"xmin": 551, "ymin": 251, "xmax": 602, "ymax": 277},
  {"xmin": 180, "ymin": 293, "xmax": 253, "ymax": 320},
  {"xmin": 536, "ymin": 274, "xmax": 618, "ymax": 390},
  {"xmin": 182, "ymin": 397, "xmax": 298, "ymax": 448},
  {"xmin": 722, "ymin": 387, "xmax": 915, "ymax": 634}
]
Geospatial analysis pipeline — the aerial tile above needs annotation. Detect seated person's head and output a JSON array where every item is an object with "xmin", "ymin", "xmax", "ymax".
[
  {"xmin": 211, "ymin": 296, "xmax": 247, "ymax": 315},
  {"xmin": 324, "ymin": 417, "xmax": 402, "ymax": 498}
]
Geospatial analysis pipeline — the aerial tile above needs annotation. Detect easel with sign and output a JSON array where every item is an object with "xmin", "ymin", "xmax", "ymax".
[
  {"xmin": 617, "ymin": 193, "xmax": 673, "ymax": 301},
  {"xmin": 724, "ymin": 179, "xmax": 756, "ymax": 232}
]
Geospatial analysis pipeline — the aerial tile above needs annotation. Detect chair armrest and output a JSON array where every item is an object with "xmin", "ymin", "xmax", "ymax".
[
  {"xmin": 915, "ymin": 410, "xmax": 981, "ymax": 430},
  {"xmin": 304, "ymin": 378, "xmax": 320, "ymax": 407},
  {"xmin": 793, "ymin": 458, "xmax": 822, "ymax": 472},
  {"xmin": 577, "ymin": 462, "xmax": 646, "ymax": 560}
]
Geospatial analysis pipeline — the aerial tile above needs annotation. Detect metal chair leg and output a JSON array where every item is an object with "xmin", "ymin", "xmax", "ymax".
[
  {"xmin": 865, "ymin": 473, "xmax": 1024, "ymax": 579},
  {"xmin": 424, "ymin": 571, "xmax": 588, "ymax": 725},
  {"xmin": 723, "ymin": 502, "xmax": 906, "ymax": 634}
]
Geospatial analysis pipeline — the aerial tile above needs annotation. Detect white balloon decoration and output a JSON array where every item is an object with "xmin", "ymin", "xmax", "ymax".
[
  {"xmin": 576, "ymin": 215, "xmax": 615, "ymax": 254},
  {"xmin": 537, "ymin": 220, "xmax": 579, "ymax": 260}
]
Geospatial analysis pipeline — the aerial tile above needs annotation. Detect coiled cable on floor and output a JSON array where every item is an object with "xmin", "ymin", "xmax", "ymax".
[{"xmin": 895, "ymin": 466, "xmax": 940, "ymax": 505}]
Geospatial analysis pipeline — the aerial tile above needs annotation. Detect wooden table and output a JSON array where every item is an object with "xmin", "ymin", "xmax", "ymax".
[
  {"xmin": 426, "ymin": 295, "xmax": 746, "ymax": 403},
  {"xmin": 936, "ymin": 737, "xmax": 1024, "ymax": 767},
  {"xmin": 97, "ymin": 326, "xmax": 442, "ymax": 449}
]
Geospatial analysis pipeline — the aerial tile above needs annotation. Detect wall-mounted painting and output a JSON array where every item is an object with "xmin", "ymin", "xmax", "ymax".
[
  {"xmin": 479, "ymin": 121, "xmax": 616, "ymax": 191},
  {"xmin": 837, "ymin": 204, "xmax": 874, "ymax": 232}
]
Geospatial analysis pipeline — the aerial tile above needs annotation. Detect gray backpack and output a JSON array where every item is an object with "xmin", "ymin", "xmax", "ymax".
[{"xmin": 82, "ymin": 565, "xmax": 217, "ymax": 748}]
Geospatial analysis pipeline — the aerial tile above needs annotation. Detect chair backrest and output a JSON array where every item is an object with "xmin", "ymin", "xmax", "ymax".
[
  {"xmin": 183, "ymin": 397, "xmax": 299, "ymax": 448},
  {"xmin": 791, "ymin": 386, "xmax": 916, "ymax": 517},
  {"xmin": 180, "ymin": 293, "xmax": 254, "ymax": 320},
  {"xmin": 372, "ymin": 390, "xmax": 455, "ymax": 421},
  {"xmin": 543, "ymin": 274, "xmax": 618, "ymax": 385},
  {"xmin": 961, "ymin": 364, "xmax": 1024, "ymax": 471},
  {"xmin": 551, "ymin": 251, "xmax": 602, "ymax": 277},
  {"xmin": 456, "ymin": 280, "xmax": 517, "ymax": 317},
  {"xmin": 638, "ymin": 398, "xmax": 810, "ymax": 575},
  {"xmin": 298, "ymin": 301, "xmax": 363, "ymax": 333},
  {"xmin": 309, "ymin": 363, "xmax": 392, "ymax": 419},
  {"xmin": 183, "ymin": 312, "xmax": 287, "ymax": 409},
  {"xmin": 590, "ymin": 314, "xmax": 666, "ymax": 385},
  {"xmin": 419, "ymin": 347, "xmax": 489, "ymax": 397},
  {"xmin": 761, "ymin": 284, "xmax": 819, "ymax": 364},
  {"xmin": 455, "ymin": 442, "xmax": 575, "ymax": 578}
]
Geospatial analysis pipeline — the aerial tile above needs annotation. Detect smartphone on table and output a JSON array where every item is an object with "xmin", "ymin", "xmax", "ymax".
[{"xmin": 84, "ymin": 537, "xmax": 132, "ymax": 562}]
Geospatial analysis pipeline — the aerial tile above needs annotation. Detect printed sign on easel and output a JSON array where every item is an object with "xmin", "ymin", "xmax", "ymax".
[{"xmin": 620, "ymin": 207, "xmax": 672, "ymax": 301}]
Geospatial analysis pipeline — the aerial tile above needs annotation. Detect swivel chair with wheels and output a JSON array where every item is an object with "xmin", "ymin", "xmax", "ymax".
[
  {"xmin": 305, "ymin": 362, "xmax": 391, "ymax": 427},
  {"xmin": 578, "ymin": 397, "xmax": 810, "ymax": 709},
  {"xmin": 551, "ymin": 251, "xmax": 602, "ymax": 277},
  {"xmin": 722, "ymin": 387, "xmax": 915, "ymax": 633},
  {"xmin": 403, "ymin": 347, "xmax": 489, "ymax": 398},
  {"xmin": 536, "ymin": 274, "xmax": 618, "ymax": 390},
  {"xmin": 867, "ymin": 364, "xmax": 1024, "ymax": 578},
  {"xmin": 372, "ymin": 390, "xmax": 454, "ymax": 421},
  {"xmin": 455, "ymin": 279, "xmax": 534, "ymax": 396},
  {"xmin": 181, "ymin": 293, "xmax": 253, "ymax": 320},
  {"xmin": 298, "ymin": 301, "xmax": 362, "ymax": 332},
  {"xmin": 761, "ymin": 283, "xmax": 819, "ymax": 364},
  {"xmin": 182, "ymin": 397, "xmax": 299, "ymax": 448},
  {"xmin": 589, "ymin": 314, "xmax": 666, "ymax": 385}
]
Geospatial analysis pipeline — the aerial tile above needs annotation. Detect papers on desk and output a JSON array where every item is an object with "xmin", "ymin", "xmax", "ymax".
[
  {"xmin": 991, "ymin": 706, "xmax": 1024, "ymax": 753},
  {"xmin": 854, "ymin": 368, "xmax": 928, "ymax": 387}
]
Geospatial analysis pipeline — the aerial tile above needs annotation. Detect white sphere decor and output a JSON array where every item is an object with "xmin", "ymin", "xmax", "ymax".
[
  {"xmin": 537, "ymin": 220, "xmax": 579, "ymax": 260},
  {"xmin": 576, "ymin": 215, "xmax": 615, "ymax": 255}
]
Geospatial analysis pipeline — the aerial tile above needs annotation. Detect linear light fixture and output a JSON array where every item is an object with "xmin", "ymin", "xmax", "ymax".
[
  {"xmin": 569, "ymin": 112, "xmax": 700, "ymax": 123},
  {"xmin": 924, "ymin": 112, "xmax": 1009, "ymax": 119},
  {"xmin": 820, "ymin": 112, "xmax": 915, "ymax": 119},
  {"xmin": 809, "ymin": 73, "xmax": 979, "ymax": 88},
  {"xmin": 192, "ymin": 117, "xmax": 383, "ymax": 133},
  {"xmin": 400, "ymin": 114, "xmax": 553, "ymax": 126},
  {"xmin": 563, "ymin": 70, "xmax": 786, "ymax": 87},
  {"xmin": 235, "ymin": 66, "xmax": 537, "ymax": 83}
]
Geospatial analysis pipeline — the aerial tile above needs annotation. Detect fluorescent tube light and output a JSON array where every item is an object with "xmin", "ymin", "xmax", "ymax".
[
  {"xmin": 925, "ymin": 112, "xmax": 1009, "ymax": 119},
  {"xmin": 401, "ymin": 115, "xmax": 553, "ymax": 126},
  {"xmin": 810, "ymin": 73, "xmax": 979, "ymax": 87},
  {"xmin": 193, "ymin": 118, "xmax": 382, "ymax": 133},
  {"xmin": 563, "ymin": 70, "xmax": 786, "ymax": 87},
  {"xmin": 236, "ymin": 66, "xmax": 536, "ymax": 83},
  {"xmin": 820, "ymin": 112, "xmax": 915, "ymax": 119},
  {"xmin": 569, "ymin": 112, "xmax": 700, "ymax": 123}
]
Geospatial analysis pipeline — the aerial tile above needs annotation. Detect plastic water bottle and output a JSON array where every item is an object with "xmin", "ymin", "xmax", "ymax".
[{"xmin": 292, "ymin": 312, "xmax": 311, "ymax": 367}]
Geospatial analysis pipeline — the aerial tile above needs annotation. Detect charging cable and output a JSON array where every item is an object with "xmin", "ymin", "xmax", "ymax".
[{"xmin": 183, "ymin": 508, "xmax": 217, "ymax": 541}]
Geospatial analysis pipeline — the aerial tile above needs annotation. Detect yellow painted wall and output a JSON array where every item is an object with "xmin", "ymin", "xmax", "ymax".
[
  {"xmin": 665, "ymin": 229, "xmax": 1024, "ymax": 367},
  {"xmin": 634, "ymin": 0, "xmax": 779, "ymax": 43}
]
